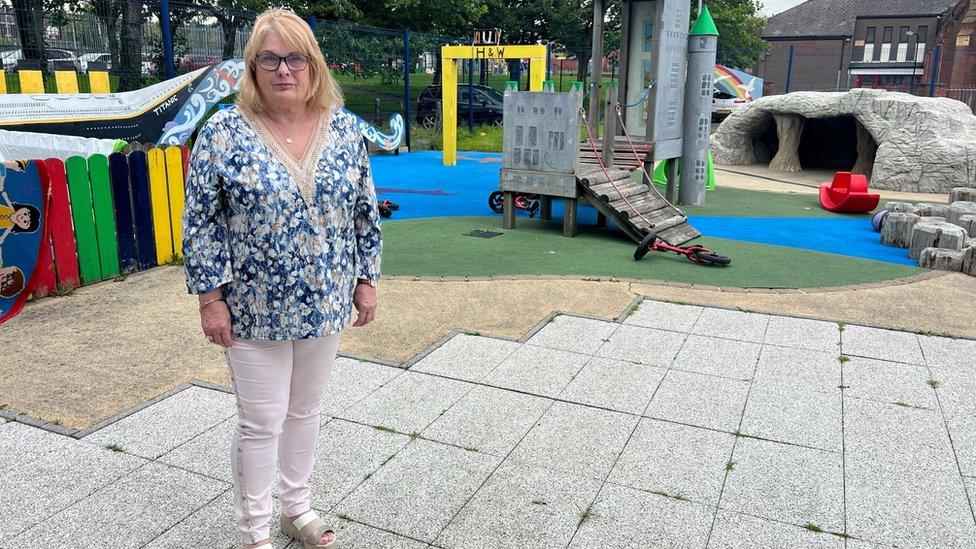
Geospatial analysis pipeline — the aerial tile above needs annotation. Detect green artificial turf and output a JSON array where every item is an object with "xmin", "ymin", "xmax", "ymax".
[
  {"xmin": 662, "ymin": 185, "xmax": 879, "ymax": 219},
  {"xmin": 380, "ymin": 216, "xmax": 922, "ymax": 289}
]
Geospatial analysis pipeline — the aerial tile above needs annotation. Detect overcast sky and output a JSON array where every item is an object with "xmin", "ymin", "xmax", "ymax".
[{"xmin": 760, "ymin": 0, "xmax": 807, "ymax": 16}]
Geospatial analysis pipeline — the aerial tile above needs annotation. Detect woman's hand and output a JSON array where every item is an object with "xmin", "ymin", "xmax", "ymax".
[
  {"xmin": 353, "ymin": 281, "xmax": 377, "ymax": 327},
  {"xmin": 200, "ymin": 297, "xmax": 235, "ymax": 347}
]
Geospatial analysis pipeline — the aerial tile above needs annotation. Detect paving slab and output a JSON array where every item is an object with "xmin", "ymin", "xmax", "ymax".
[
  {"xmin": 645, "ymin": 369, "xmax": 751, "ymax": 432},
  {"xmin": 525, "ymin": 315, "xmax": 619, "ymax": 355},
  {"xmin": 943, "ymin": 403, "xmax": 976, "ymax": 477},
  {"xmin": 306, "ymin": 419, "xmax": 413, "ymax": 512},
  {"xmin": 595, "ymin": 324, "xmax": 687, "ymax": 368},
  {"xmin": 608, "ymin": 418, "xmax": 734, "ymax": 506},
  {"xmin": 436, "ymin": 461, "xmax": 603, "ymax": 549},
  {"xmin": 691, "ymin": 308, "xmax": 769, "ymax": 343},
  {"xmin": 482, "ymin": 344, "xmax": 591, "ymax": 398},
  {"xmin": 843, "ymin": 396, "xmax": 957, "ymax": 474},
  {"xmin": 10, "ymin": 461, "xmax": 227, "ymax": 548},
  {"xmin": 917, "ymin": 334, "xmax": 976, "ymax": 373},
  {"xmin": 671, "ymin": 335, "xmax": 761, "ymax": 380},
  {"xmin": 330, "ymin": 516, "xmax": 429, "ymax": 549},
  {"xmin": 558, "ymin": 357, "xmax": 667, "ymax": 414},
  {"xmin": 569, "ymin": 482, "xmax": 714, "ymax": 549},
  {"xmin": 842, "ymin": 357, "xmax": 937, "ymax": 409},
  {"xmin": 334, "ymin": 438, "xmax": 500, "ymax": 543},
  {"xmin": 753, "ymin": 346, "xmax": 842, "ymax": 394},
  {"xmin": 720, "ymin": 438, "xmax": 845, "ymax": 533},
  {"xmin": 409, "ymin": 334, "xmax": 521, "ymax": 383},
  {"xmin": 0, "ymin": 420, "xmax": 93, "ymax": 472},
  {"xmin": 841, "ymin": 325, "xmax": 924, "ymax": 365},
  {"xmin": 707, "ymin": 510, "xmax": 844, "ymax": 548},
  {"xmin": 422, "ymin": 385, "xmax": 553, "ymax": 456},
  {"xmin": 623, "ymin": 299, "xmax": 702, "ymax": 333},
  {"xmin": 338, "ymin": 371, "xmax": 473, "ymax": 435},
  {"xmin": 846, "ymin": 458, "xmax": 976, "ymax": 548},
  {"xmin": 0, "ymin": 431, "xmax": 145, "ymax": 544},
  {"xmin": 740, "ymin": 383, "xmax": 842, "ymax": 452},
  {"xmin": 81, "ymin": 386, "xmax": 236, "ymax": 459},
  {"xmin": 144, "ymin": 489, "xmax": 295, "ymax": 548},
  {"xmin": 508, "ymin": 401, "xmax": 639, "ymax": 481},
  {"xmin": 323, "ymin": 357, "xmax": 403, "ymax": 417},
  {"xmin": 157, "ymin": 416, "xmax": 236, "ymax": 483},
  {"xmin": 763, "ymin": 315, "xmax": 841, "ymax": 354}
]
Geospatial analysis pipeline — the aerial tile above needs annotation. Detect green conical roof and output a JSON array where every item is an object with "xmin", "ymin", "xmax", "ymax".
[{"xmin": 689, "ymin": 5, "xmax": 719, "ymax": 37}]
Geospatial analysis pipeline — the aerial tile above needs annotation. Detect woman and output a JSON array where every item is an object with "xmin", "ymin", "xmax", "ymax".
[{"xmin": 182, "ymin": 9, "xmax": 382, "ymax": 549}]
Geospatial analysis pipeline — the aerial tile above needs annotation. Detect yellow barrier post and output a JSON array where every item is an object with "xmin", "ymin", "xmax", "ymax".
[
  {"xmin": 440, "ymin": 44, "xmax": 548, "ymax": 166},
  {"xmin": 53, "ymin": 61, "xmax": 80, "ymax": 93},
  {"xmin": 87, "ymin": 61, "xmax": 111, "ymax": 93},
  {"xmin": 16, "ymin": 60, "xmax": 44, "ymax": 94},
  {"xmin": 0, "ymin": 73, "xmax": 6, "ymax": 94}
]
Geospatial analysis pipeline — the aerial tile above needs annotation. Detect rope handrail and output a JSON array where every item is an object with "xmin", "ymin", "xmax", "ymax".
[{"xmin": 617, "ymin": 81, "xmax": 655, "ymax": 108}]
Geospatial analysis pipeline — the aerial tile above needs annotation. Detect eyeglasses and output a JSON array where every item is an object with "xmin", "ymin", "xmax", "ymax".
[{"xmin": 255, "ymin": 52, "xmax": 309, "ymax": 72}]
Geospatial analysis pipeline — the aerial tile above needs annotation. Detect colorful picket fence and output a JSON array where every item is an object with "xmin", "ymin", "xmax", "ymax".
[{"xmin": 30, "ymin": 145, "xmax": 189, "ymax": 298}]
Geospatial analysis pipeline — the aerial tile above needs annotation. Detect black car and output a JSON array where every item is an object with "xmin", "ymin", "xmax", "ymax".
[{"xmin": 416, "ymin": 84, "xmax": 504, "ymax": 128}]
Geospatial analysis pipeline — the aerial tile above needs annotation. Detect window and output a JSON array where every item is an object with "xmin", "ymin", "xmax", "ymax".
[
  {"xmin": 667, "ymin": 99, "xmax": 677, "ymax": 127},
  {"xmin": 880, "ymin": 43, "xmax": 891, "ymax": 62},
  {"xmin": 863, "ymin": 44, "xmax": 875, "ymax": 62},
  {"xmin": 896, "ymin": 26, "xmax": 909, "ymax": 61},
  {"xmin": 882, "ymin": 26, "xmax": 892, "ymax": 42},
  {"xmin": 694, "ymin": 160, "xmax": 707, "ymax": 183},
  {"xmin": 700, "ymin": 73, "xmax": 712, "ymax": 97},
  {"xmin": 697, "ymin": 116, "xmax": 709, "ymax": 140},
  {"xmin": 669, "ymin": 61, "xmax": 679, "ymax": 89},
  {"xmin": 865, "ymin": 27, "xmax": 876, "ymax": 43},
  {"xmin": 916, "ymin": 26, "xmax": 928, "ymax": 62}
]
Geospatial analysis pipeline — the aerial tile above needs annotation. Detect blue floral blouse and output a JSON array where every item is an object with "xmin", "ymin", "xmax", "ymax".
[{"xmin": 182, "ymin": 105, "xmax": 382, "ymax": 341}]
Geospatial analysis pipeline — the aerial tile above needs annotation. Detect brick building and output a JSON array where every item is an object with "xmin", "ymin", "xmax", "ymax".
[
  {"xmin": 924, "ymin": 0, "xmax": 976, "ymax": 102},
  {"xmin": 754, "ymin": 0, "xmax": 958, "ymax": 95}
]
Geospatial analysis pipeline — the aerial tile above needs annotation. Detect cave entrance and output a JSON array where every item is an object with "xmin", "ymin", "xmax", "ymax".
[{"xmin": 762, "ymin": 114, "xmax": 877, "ymax": 178}]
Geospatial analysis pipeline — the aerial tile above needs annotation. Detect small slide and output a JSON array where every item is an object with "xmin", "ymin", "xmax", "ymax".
[{"xmin": 819, "ymin": 171, "xmax": 880, "ymax": 213}]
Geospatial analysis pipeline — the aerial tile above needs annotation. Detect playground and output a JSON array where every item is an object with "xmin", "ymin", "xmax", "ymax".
[{"xmin": 1, "ymin": 1, "xmax": 976, "ymax": 548}]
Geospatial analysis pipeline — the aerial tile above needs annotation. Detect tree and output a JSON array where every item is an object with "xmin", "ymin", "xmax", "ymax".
[
  {"xmin": 694, "ymin": 0, "xmax": 767, "ymax": 70},
  {"xmin": 118, "ymin": 0, "xmax": 142, "ymax": 90},
  {"xmin": 11, "ymin": 0, "xmax": 45, "ymax": 67}
]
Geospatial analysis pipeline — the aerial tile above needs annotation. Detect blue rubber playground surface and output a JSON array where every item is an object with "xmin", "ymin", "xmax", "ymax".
[{"xmin": 370, "ymin": 151, "xmax": 915, "ymax": 266}]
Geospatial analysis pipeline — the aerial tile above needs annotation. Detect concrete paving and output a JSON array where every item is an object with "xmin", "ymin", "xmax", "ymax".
[{"xmin": 3, "ymin": 299, "xmax": 974, "ymax": 548}]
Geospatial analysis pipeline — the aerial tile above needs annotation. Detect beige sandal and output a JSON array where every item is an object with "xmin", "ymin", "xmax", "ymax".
[{"xmin": 280, "ymin": 510, "xmax": 337, "ymax": 549}]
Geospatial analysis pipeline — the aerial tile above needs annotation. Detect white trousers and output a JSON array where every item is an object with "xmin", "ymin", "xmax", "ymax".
[{"xmin": 224, "ymin": 333, "xmax": 341, "ymax": 544}]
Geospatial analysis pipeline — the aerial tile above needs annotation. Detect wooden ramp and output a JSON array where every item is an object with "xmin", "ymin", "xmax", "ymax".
[
  {"xmin": 579, "ymin": 136, "xmax": 653, "ymax": 170},
  {"xmin": 576, "ymin": 164, "xmax": 701, "ymax": 246}
]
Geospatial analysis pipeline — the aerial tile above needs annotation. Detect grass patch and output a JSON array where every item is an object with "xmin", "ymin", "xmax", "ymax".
[
  {"xmin": 531, "ymin": 499, "xmax": 547, "ymax": 505},
  {"xmin": 725, "ymin": 460, "xmax": 736, "ymax": 472},
  {"xmin": 104, "ymin": 443, "xmax": 124, "ymax": 452},
  {"xmin": 927, "ymin": 379, "xmax": 941, "ymax": 389},
  {"xmin": 837, "ymin": 322, "xmax": 846, "ymax": 333},
  {"xmin": 463, "ymin": 446, "xmax": 479, "ymax": 452},
  {"xmin": 803, "ymin": 522, "xmax": 825, "ymax": 533},
  {"xmin": 625, "ymin": 302, "xmax": 641, "ymax": 317},
  {"xmin": 53, "ymin": 283, "xmax": 76, "ymax": 297},
  {"xmin": 381, "ymin": 217, "xmax": 923, "ymax": 289},
  {"xmin": 373, "ymin": 425, "xmax": 397, "ymax": 434},
  {"xmin": 578, "ymin": 503, "xmax": 598, "ymax": 526},
  {"xmin": 337, "ymin": 513, "xmax": 351, "ymax": 521},
  {"xmin": 838, "ymin": 355, "xmax": 851, "ymax": 365}
]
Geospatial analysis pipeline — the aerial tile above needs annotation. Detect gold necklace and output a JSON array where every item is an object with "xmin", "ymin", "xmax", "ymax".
[{"xmin": 265, "ymin": 112, "xmax": 310, "ymax": 144}]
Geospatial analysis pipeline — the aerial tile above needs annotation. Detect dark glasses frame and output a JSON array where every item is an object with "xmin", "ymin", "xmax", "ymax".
[{"xmin": 254, "ymin": 52, "xmax": 309, "ymax": 71}]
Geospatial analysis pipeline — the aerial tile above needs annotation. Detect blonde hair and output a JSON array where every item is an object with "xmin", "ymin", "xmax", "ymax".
[{"xmin": 237, "ymin": 9, "xmax": 343, "ymax": 114}]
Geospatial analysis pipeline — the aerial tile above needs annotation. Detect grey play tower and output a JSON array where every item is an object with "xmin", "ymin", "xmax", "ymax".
[{"xmin": 590, "ymin": 0, "xmax": 719, "ymax": 205}]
